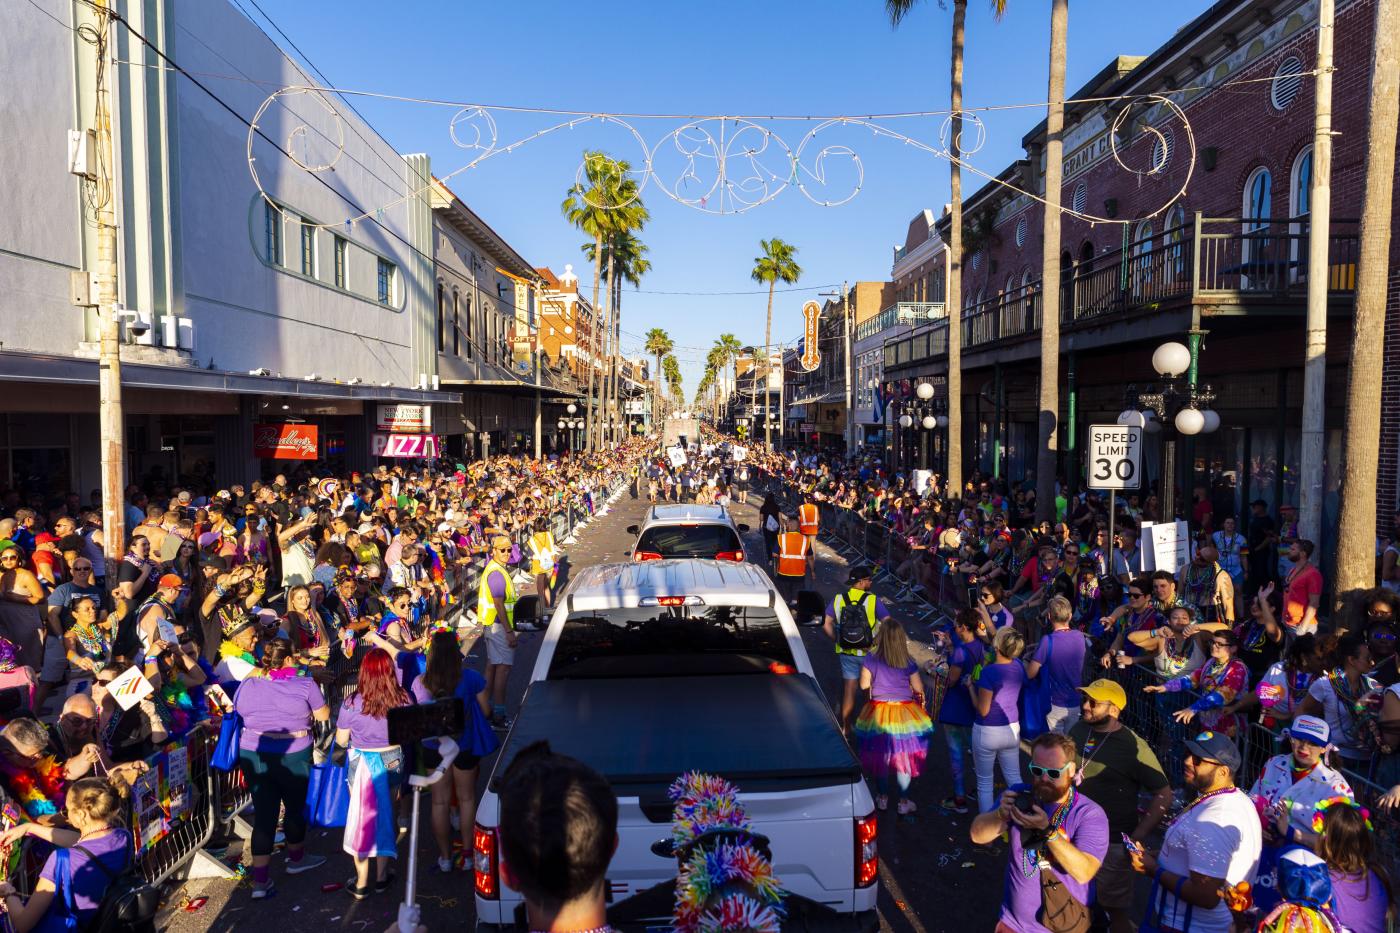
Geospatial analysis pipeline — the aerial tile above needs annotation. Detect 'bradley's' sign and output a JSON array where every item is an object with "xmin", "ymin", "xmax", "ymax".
[
  {"xmin": 253, "ymin": 423, "xmax": 319, "ymax": 460},
  {"xmin": 799, "ymin": 301, "xmax": 821, "ymax": 372}
]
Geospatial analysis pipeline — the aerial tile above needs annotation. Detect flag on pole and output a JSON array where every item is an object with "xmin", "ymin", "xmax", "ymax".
[{"xmin": 873, "ymin": 382, "xmax": 888, "ymax": 422}]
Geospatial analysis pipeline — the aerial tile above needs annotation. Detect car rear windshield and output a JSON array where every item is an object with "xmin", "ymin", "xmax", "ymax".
[
  {"xmin": 547, "ymin": 606, "xmax": 794, "ymax": 679},
  {"xmin": 635, "ymin": 524, "xmax": 741, "ymax": 558}
]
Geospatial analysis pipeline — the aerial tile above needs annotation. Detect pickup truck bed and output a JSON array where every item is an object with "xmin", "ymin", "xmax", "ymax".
[{"xmin": 488, "ymin": 673, "xmax": 860, "ymax": 792}]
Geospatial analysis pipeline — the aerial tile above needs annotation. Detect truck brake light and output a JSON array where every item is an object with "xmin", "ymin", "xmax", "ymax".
[
  {"xmin": 474, "ymin": 823, "xmax": 499, "ymax": 899},
  {"xmin": 634, "ymin": 551, "xmax": 663, "ymax": 562},
  {"xmin": 854, "ymin": 812, "xmax": 878, "ymax": 888}
]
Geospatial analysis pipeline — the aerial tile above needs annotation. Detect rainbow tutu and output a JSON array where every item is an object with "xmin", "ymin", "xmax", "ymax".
[{"xmin": 853, "ymin": 700, "xmax": 934, "ymax": 778}]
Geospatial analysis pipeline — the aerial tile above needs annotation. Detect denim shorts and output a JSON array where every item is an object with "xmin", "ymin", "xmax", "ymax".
[{"xmin": 839, "ymin": 652, "xmax": 864, "ymax": 680}]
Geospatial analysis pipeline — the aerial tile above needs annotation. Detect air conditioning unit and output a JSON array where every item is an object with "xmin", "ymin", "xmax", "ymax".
[{"xmin": 161, "ymin": 316, "xmax": 196, "ymax": 352}]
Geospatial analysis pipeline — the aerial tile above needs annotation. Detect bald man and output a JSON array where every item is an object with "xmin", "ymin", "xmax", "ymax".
[{"xmin": 54, "ymin": 693, "xmax": 146, "ymax": 787}]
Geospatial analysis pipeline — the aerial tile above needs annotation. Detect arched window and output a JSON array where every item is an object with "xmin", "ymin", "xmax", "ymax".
[
  {"xmin": 1133, "ymin": 220, "xmax": 1154, "ymax": 291},
  {"xmin": 436, "ymin": 284, "xmax": 445, "ymax": 353},
  {"xmin": 1165, "ymin": 204, "xmax": 1187, "ymax": 280},
  {"xmin": 452, "ymin": 290, "xmax": 461, "ymax": 357},
  {"xmin": 1243, "ymin": 167, "xmax": 1273, "ymax": 280},
  {"xmin": 464, "ymin": 293, "xmax": 474, "ymax": 360},
  {"xmin": 1290, "ymin": 146, "xmax": 1313, "ymax": 218}
]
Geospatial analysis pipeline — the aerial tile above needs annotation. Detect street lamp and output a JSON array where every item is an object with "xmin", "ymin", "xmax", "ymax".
[{"xmin": 1124, "ymin": 340, "xmax": 1220, "ymax": 521}]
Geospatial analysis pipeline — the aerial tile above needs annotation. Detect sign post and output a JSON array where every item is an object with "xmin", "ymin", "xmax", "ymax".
[{"xmin": 1086, "ymin": 424, "xmax": 1144, "ymax": 584}]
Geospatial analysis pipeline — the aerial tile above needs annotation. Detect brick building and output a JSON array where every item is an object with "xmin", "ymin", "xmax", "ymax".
[{"xmin": 883, "ymin": 0, "xmax": 1398, "ymax": 568}]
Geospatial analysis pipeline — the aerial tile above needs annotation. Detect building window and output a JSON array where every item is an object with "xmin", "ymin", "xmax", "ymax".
[
  {"xmin": 1270, "ymin": 56, "xmax": 1305, "ymax": 111},
  {"xmin": 436, "ymin": 284, "xmax": 445, "ymax": 353},
  {"xmin": 1245, "ymin": 167, "xmax": 1272, "ymax": 222},
  {"xmin": 377, "ymin": 258, "xmax": 396, "ymax": 305},
  {"xmin": 971, "ymin": 251, "xmax": 982, "ymax": 272},
  {"xmin": 1133, "ymin": 220, "xmax": 1154, "ymax": 288},
  {"xmin": 1015, "ymin": 216, "xmax": 1028, "ymax": 248},
  {"xmin": 1291, "ymin": 146, "xmax": 1313, "ymax": 217},
  {"xmin": 333, "ymin": 236, "xmax": 347, "ymax": 288},
  {"xmin": 264, "ymin": 201, "xmax": 282, "ymax": 266},
  {"xmin": 452, "ymin": 291, "xmax": 460, "ymax": 357},
  {"xmin": 464, "ymin": 295, "xmax": 473, "ymax": 359},
  {"xmin": 1071, "ymin": 180, "xmax": 1087, "ymax": 215},
  {"xmin": 1150, "ymin": 128, "xmax": 1174, "ymax": 173},
  {"xmin": 300, "ymin": 221, "xmax": 316, "ymax": 277},
  {"xmin": 1166, "ymin": 204, "xmax": 1187, "ymax": 279}
]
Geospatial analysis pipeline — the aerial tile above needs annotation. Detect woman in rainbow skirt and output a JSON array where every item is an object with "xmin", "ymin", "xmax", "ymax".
[{"xmin": 854, "ymin": 621, "xmax": 935, "ymax": 817}]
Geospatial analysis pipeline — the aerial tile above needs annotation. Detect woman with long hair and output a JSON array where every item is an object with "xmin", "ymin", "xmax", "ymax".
[
  {"xmin": 232, "ymin": 637, "xmax": 331, "ymax": 898},
  {"xmin": 1316, "ymin": 801, "xmax": 1393, "ymax": 933},
  {"xmin": 410, "ymin": 631, "xmax": 499, "ymax": 873},
  {"xmin": 854, "ymin": 622, "xmax": 933, "ymax": 817},
  {"xmin": 284, "ymin": 584, "xmax": 330, "ymax": 665},
  {"xmin": 970, "ymin": 626, "xmax": 1027, "ymax": 815},
  {"xmin": 335, "ymin": 647, "xmax": 411, "ymax": 898}
]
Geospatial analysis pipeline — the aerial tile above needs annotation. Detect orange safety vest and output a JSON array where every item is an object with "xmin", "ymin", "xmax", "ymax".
[
  {"xmin": 776, "ymin": 532, "xmax": 810, "ymax": 577},
  {"xmin": 798, "ymin": 503, "xmax": 819, "ymax": 536}
]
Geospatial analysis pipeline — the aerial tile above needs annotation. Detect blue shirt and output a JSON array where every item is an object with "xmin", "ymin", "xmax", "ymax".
[{"xmin": 939, "ymin": 638, "xmax": 986, "ymax": 727}]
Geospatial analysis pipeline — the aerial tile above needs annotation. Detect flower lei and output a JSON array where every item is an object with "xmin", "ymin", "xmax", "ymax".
[
  {"xmin": 0, "ymin": 755, "xmax": 66, "ymax": 819},
  {"xmin": 1311, "ymin": 796, "xmax": 1371, "ymax": 834}
]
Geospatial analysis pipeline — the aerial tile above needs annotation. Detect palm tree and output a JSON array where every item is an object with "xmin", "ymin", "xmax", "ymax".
[
  {"xmin": 884, "ymin": 0, "xmax": 1005, "ymax": 494},
  {"xmin": 663, "ymin": 353, "xmax": 683, "ymax": 406},
  {"xmin": 584, "ymin": 215, "xmax": 650, "ymax": 448},
  {"xmin": 1335, "ymin": 0, "xmax": 1398, "ymax": 611},
  {"xmin": 1032, "ymin": 0, "xmax": 1069, "ymax": 523},
  {"xmin": 751, "ymin": 238, "xmax": 802, "ymax": 450},
  {"xmin": 645, "ymin": 328, "xmax": 674, "ymax": 421},
  {"xmin": 611, "ymin": 232, "xmax": 651, "ymax": 442},
  {"xmin": 564, "ymin": 152, "xmax": 647, "ymax": 451},
  {"xmin": 711, "ymin": 334, "xmax": 743, "ymax": 425}
]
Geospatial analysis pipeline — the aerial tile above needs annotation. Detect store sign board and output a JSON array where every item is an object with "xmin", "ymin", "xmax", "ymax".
[
  {"xmin": 800, "ymin": 301, "xmax": 822, "ymax": 372},
  {"xmin": 372, "ymin": 433, "xmax": 439, "ymax": 458},
  {"xmin": 253, "ymin": 423, "xmax": 319, "ymax": 460},
  {"xmin": 376, "ymin": 404, "xmax": 432, "ymax": 434}
]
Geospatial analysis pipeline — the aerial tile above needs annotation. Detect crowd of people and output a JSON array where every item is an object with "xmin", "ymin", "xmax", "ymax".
[
  {"xmin": 0, "ymin": 440, "xmax": 644, "ymax": 922},
  {"xmin": 739, "ymin": 438, "xmax": 1399, "ymax": 933}
]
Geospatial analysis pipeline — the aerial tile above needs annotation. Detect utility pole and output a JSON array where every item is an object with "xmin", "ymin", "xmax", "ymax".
[
  {"xmin": 842, "ymin": 281, "xmax": 854, "ymax": 454},
  {"xmin": 1299, "ymin": 0, "xmax": 1334, "ymax": 544},
  {"xmin": 92, "ymin": 0, "xmax": 126, "ymax": 577}
]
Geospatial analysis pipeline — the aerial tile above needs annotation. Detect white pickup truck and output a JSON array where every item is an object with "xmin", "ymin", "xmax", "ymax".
[{"xmin": 472, "ymin": 559, "xmax": 879, "ymax": 932}]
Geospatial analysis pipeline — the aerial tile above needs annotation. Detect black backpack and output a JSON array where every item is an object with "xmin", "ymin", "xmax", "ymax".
[
  {"xmin": 65, "ymin": 844, "xmax": 161, "ymax": 933},
  {"xmin": 836, "ymin": 592, "xmax": 874, "ymax": 651}
]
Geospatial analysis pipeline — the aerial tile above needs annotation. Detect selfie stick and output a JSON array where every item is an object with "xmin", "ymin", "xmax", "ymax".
[{"xmin": 398, "ymin": 736, "xmax": 459, "ymax": 933}]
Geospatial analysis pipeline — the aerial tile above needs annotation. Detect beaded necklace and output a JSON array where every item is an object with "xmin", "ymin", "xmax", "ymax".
[{"xmin": 1166, "ymin": 785, "xmax": 1240, "ymax": 833}]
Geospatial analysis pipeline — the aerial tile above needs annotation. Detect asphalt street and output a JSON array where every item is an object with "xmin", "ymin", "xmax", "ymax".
[{"xmin": 163, "ymin": 486, "xmax": 1006, "ymax": 933}]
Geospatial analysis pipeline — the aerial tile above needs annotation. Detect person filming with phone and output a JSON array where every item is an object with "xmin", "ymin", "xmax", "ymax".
[{"xmin": 970, "ymin": 732, "xmax": 1109, "ymax": 933}]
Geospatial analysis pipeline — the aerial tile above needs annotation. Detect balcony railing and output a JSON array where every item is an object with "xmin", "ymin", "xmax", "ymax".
[{"xmin": 952, "ymin": 214, "xmax": 1357, "ymax": 352}]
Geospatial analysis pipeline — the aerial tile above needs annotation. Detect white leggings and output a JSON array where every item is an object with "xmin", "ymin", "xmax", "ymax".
[{"xmin": 971, "ymin": 722, "xmax": 1023, "ymax": 814}]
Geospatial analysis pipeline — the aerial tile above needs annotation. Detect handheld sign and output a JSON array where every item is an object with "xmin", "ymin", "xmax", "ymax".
[
  {"xmin": 107, "ymin": 666, "xmax": 156, "ymax": 711},
  {"xmin": 1087, "ymin": 424, "xmax": 1143, "ymax": 490}
]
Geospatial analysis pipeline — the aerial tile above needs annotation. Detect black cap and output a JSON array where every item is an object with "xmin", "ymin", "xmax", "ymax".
[
  {"xmin": 202, "ymin": 554, "xmax": 229, "ymax": 572},
  {"xmin": 1183, "ymin": 731, "xmax": 1242, "ymax": 772},
  {"xmin": 848, "ymin": 565, "xmax": 874, "ymax": 584}
]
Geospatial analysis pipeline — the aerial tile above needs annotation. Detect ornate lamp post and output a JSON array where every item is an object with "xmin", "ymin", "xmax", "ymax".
[{"xmin": 1122, "ymin": 340, "xmax": 1221, "ymax": 521}]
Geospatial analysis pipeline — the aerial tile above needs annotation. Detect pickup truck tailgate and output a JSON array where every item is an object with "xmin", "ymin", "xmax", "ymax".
[{"xmin": 490, "ymin": 674, "xmax": 865, "ymax": 906}]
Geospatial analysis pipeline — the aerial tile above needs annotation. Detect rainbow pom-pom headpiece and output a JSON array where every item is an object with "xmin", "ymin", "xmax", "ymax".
[
  {"xmin": 668, "ymin": 772, "xmax": 787, "ymax": 933},
  {"xmin": 1311, "ymin": 795, "xmax": 1372, "ymax": 834}
]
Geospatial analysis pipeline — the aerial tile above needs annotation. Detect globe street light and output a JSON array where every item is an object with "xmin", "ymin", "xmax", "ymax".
[{"xmin": 1125, "ymin": 339, "xmax": 1221, "ymax": 521}]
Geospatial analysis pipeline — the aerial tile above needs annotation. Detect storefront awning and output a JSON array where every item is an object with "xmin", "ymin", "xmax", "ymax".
[{"xmin": 0, "ymin": 349, "xmax": 456, "ymax": 404}]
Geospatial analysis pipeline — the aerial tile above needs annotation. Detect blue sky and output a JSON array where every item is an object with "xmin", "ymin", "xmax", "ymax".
[{"xmin": 250, "ymin": 0, "xmax": 1214, "ymax": 394}]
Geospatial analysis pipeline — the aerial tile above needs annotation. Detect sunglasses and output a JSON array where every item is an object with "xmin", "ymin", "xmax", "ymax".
[
  {"xmin": 1128, "ymin": 592, "xmax": 1146, "ymax": 599},
  {"xmin": 1028, "ymin": 763, "xmax": 1069, "ymax": 780},
  {"xmin": 1212, "ymin": 641, "xmax": 1232, "ymax": 649},
  {"xmin": 1368, "ymin": 609, "xmax": 1395, "ymax": 618},
  {"xmin": 73, "ymin": 565, "xmax": 93, "ymax": 572}
]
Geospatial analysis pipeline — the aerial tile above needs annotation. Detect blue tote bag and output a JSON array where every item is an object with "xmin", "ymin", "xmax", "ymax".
[
  {"xmin": 210, "ymin": 710, "xmax": 243, "ymax": 772},
  {"xmin": 1018, "ymin": 639, "xmax": 1053, "ymax": 740},
  {"xmin": 305, "ymin": 742, "xmax": 351, "ymax": 828}
]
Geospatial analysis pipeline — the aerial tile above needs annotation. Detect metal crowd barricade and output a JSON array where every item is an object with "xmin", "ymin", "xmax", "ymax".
[
  {"xmin": 133, "ymin": 723, "xmax": 217, "ymax": 885},
  {"xmin": 1337, "ymin": 764, "xmax": 1400, "ymax": 886}
]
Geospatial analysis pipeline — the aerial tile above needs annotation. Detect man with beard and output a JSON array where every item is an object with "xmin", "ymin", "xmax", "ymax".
[
  {"xmin": 1281, "ymin": 539, "xmax": 1323, "ymax": 636},
  {"xmin": 971, "ymin": 733, "xmax": 1109, "ymax": 932},
  {"xmin": 1129, "ymin": 731, "xmax": 1261, "ymax": 933},
  {"xmin": 1066, "ymin": 680, "xmax": 1173, "ymax": 933}
]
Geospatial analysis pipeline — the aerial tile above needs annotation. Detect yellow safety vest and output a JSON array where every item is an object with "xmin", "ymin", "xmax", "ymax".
[
  {"xmin": 832, "ymin": 588, "xmax": 879, "ymax": 656},
  {"xmin": 476, "ymin": 560, "xmax": 517, "ymax": 630}
]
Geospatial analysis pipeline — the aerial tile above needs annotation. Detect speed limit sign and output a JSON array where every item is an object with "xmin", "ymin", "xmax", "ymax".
[{"xmin": 1087, "ymin": 424, "xmax": 1143, "ymax": 490}]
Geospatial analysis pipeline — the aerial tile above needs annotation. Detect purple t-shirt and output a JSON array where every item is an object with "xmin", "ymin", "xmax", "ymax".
[
  {"xmin": 234, "ymin": 675, "xmax": 326, "ymax": 754},
  {"xmin": 1033, "ymin": 629, "xmax": 1088, "ymax": 708},
  {"xmin": 863, "ymin": 654, "xmax": 917, "ymax": 702},
  {"xmin": 1330, "ymin": 869, "xmax": 1390, "ymax": 933},
  {"xmin": 336, "ymin": 693, "xmax": 393, "ymax": 749},
  {"xmin": 1000, "ymin": 788, "xmax": 1109, "ymax": 933},
  {"xmin": 486, "ymin": 567, "xmax": 508, "ymax": 600},
  {"xmin": 37, "ymin": 829, "xmax": 131, "ymax": 932},
  {"xmin": 974, "ymin": 661, "xmax": 1025, "ymax": 727},
  {"xmin": 940, "ymin": 638, "xmax": 987, "ymax": 727}
]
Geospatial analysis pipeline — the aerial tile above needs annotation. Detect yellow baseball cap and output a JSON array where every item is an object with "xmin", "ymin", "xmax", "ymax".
[{"xmin": 1078, "ymin": 679, "xmax": 1127, "ymax": 711}]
